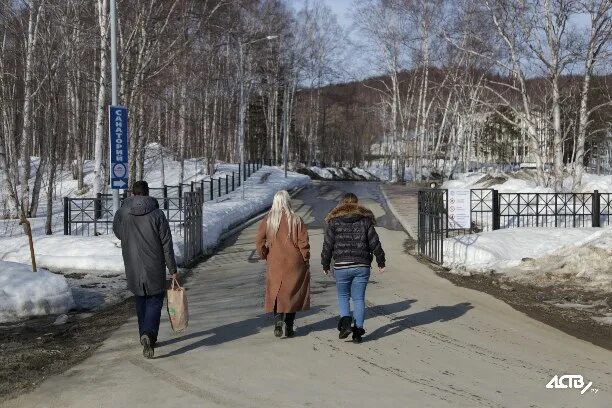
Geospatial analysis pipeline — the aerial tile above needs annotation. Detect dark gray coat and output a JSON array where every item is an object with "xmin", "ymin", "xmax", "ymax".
[{"xmin": 113, "ymin": 195, "xmax": 177, "ymax": 296}]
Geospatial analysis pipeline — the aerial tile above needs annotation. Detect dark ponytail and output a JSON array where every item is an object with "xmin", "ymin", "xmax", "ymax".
[{"xmin": 340, "ymin": 193, "xmax": 358, "ymax": 205}]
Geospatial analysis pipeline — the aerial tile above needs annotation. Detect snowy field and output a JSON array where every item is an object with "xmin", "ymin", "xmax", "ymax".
[{"xmin": 0, "ymin": 146, "xmax": 310, "ymax": 322}]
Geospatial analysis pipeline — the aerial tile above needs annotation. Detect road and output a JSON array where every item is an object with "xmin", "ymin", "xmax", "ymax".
[{"xmin": 4, "ymin": 182, "xmax": 610, "ymax": 408}]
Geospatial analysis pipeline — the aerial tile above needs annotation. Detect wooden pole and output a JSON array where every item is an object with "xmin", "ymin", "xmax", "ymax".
[{"xmin": 20, "ymin": 215, "xmax": 37, "ymax": 272}]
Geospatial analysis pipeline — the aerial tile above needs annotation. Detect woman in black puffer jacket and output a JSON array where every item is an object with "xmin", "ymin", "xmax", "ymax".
[{"xmin": 321, "ymin": 193, "xmax": 385, "ymax": 343}]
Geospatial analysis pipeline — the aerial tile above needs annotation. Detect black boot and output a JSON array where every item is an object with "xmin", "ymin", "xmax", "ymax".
[
  {"xmin": 352, "ymin": 326, "xmax": 365, "ymax": 343},
  {"xmin": 284, "ymin": 313, "xmax": 296, "ymax": 337},
  {"xmin": 338, "ymin": 316, "xmax": 353, "ymax": 339},
  {"xmin": 140, "ymin": 334, "xmax": 154, "ymax": 359},
  {"xmin": 274, "ymin": 320, "xmax": 284, "ymax": 338},
  {"xmin": 273, "ymin": 310, "xmax": 285, "ymax": 338}
]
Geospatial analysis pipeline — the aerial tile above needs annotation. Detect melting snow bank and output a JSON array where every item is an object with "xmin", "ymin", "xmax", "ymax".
[
  {"xmin": 444, "ymin": 228, "xmax": 612, "ymax": 291},
  {"xmin": 0, "ymin": 261, "xmax": 75, "ymax": 323},
  {"xmin": 443, "ymin": 169, "xmax": 612, "ymax": 194},
  {"xmin": 0, "ymin": 166, "xmax": 309, "ymax": 315},
  {"xmin": 203, "ymin": 166, "xmax": 310, "ymax": 251},
  {"xmin": 0, "ymin": 235, "xmax": 125, "ymax": 273},
  {"xmin": 298, "ymin": 166, "xmax": 379, "ymax": 181}
]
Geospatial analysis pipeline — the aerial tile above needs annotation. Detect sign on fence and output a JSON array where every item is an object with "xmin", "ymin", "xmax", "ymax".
[
  {"xmin": 109, "ymin": 106, "xmax": 128, "ymax": 189},
  {"xmin": 448, "ymin": 189, "xmax": 471, "ymax": 229}
]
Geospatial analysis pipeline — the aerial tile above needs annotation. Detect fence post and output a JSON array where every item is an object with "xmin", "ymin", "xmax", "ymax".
[
  {"xmin": 444, "ymin": 190, "xmax": 449, "ymax": 239},
  {"xmin": 95, "ymin": 193, "xmax": 102, "ymax": 220},
  {"xmin": 232, "ymin": 172, "xmax": 235, "ymax": 191},
  {"xmin": 163, "ymin": 186, "xmax": 169, "ymax": 210},
  {"xmin": 226, "ymin": 175, "xmax": 229, "ymax": 195},
  {"xmin": 209, "ymin": 178, "xmax": 214, "ymax": 201},
  {"xmin": 238, "ymin": 165, "xmax": 241, "ymax": 185},
  {"xmin": 200, "ymin": 180, "xmax": 205, "ymax": 201},
  {"xmin": 178, "ymin": 184, "xmax": 183, "ymax": 211},
  {"xmin": 63, "ymin": 197, "xmax": 70, "ymax": 235},
  {"xmin": 555, "ymin": 194, "xmax": 558, "ymax": 227},
  {"xmin": 492, "ymin": 190, "xmax": 500, "ymax": 230},
  {"xmin": 218, "ymin": 177, "xmax": 221, "ymax": 197},
  {"xmin": 191, "ymin": 181, "xmax": 194, "ymax": 192},
  {"xmin": 593, "ymin": 190, "xmax": 601, "ymax": 227}
]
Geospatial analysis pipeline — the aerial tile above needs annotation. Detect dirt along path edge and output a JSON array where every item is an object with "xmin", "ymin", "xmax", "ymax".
[
  {"xmin": 0, "ymin": 184, "xmax": 306, "ymax": 404},
  {"xmin": 382, "ymin": 183, "xmax": 611, "ymax": 351},
  {"xmin": 0, "ymin": 298, "xmax": 134, "ymax": 402}
]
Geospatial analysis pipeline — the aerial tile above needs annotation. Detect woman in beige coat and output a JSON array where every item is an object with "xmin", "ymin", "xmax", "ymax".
[{"xmin": 256, "ymin": 190, "xmax": 310, "ymax": 338}]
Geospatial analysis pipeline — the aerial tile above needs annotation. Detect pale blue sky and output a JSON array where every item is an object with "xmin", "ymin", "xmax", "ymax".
[{"xmin": 284, "ymin": 0, "xmax": 355, "ymax": 27}]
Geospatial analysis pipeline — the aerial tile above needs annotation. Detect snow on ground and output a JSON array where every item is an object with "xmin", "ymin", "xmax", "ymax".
[
  {"xmin": 365, "ymin": 161, "xmax": 414, "ymax": 182},
  {"xmin": 0, "ymin": 164, "xmax": 310, "ymax": 315},
  {"xmin": 305, "ymin": 166, "xmax": 379, "ymax": 181},
  {"xmin": 0, "ymin": 261, "xmax": 75, "ymax": 323},
  {"xmin": 443, "ymin": 171, "xmax": 554, "ymax": 193},
  {"xmin": 0, "ymin": 235, "xmax": 125, "ymax": 273},
  {"xmin": 203, "ymin": 166, "xmax": 310, "ymax": 251},
  {"xmin": 444, "ymin": 169, "xmax": 612, "ymax": 194},
  {"xmin": 0, "ymin": 143, "xmax": 217, "ymax": 219},
  {"xmin": 309, "ymin": 166, "xmax": 335, "ymax": 180},
  {"xmin": 444, "ymin": 228, "xmax": 612, "ymax": 291},
  {"xmin": 351, "ymin": 167, "xmax": 378, "ymax": 181}
]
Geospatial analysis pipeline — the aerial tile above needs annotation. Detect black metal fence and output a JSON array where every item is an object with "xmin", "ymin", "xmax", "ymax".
[
  {"xmin": 418, "ymin": 188, "xmax": 612, "ymax": 264},
  {"xmin": 182, "ymin": 191, "xmax": 204, "ymax": 266},
  {"xmin": 470, "ymin": 189, "xmax": 612, "ymax": 231},
  {"xmin": 417, "ymin": 189, "xmax": 448, "ymax": 264},
  {"xmin": 63, "ymin": 160, "xmax": 265, "ymax": 265}
]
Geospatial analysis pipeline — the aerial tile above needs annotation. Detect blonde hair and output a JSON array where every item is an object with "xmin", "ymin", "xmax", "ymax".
[{"xmin": 266, "ymin": 190, "xmax": 300, "ymax": 242}]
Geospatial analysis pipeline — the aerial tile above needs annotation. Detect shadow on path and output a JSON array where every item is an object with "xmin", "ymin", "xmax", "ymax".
[
  {"xmin": 295, "ymin": 299, "xmax": 417, "ymax": 337},
  {"xmin": 367, "ymin": 302, "xmax": 474, "ymax": 341},
  {"xmin": 156, "ymin": 306, "xmax": 327, "ymax": 358}
]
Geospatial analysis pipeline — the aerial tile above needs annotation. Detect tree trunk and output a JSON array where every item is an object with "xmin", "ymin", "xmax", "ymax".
[{"xmin": 93, "ymin": 0, "xmax": 109, "ymax": 195}]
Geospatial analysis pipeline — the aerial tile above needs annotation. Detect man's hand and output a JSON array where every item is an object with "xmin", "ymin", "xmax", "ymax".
[
  {"xmin": 378, "ymin": 267, "xmax": 385, "ymax": 274},
  {"xmin": 323, "ymin": 269, "xmax": 330, "ymax": 277},
  {"xmin": 170, "ymin": 273, "xmax": 178, "ymax": 281}
]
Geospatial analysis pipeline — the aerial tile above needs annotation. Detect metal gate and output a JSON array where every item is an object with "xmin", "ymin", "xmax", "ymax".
[
  {"xmin": 182, "ymin": 190, "xmax": 204, "ymax": 266},
  {"xmin": 417, "ymin": 189, "xmax": 447, "ymax": 264}
]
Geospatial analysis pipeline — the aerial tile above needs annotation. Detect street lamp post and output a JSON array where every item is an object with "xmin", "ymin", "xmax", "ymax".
[
  {"xmin": 237, "ymin": 35, "xmax": 278, "ymax": 200},
  {"xmin": 282, "ymin": 86, "xmax": 288, "ymax": 178},
  {"xmin": 110, "ymin": 0, "xmax": 120, "ymax": 213},
  {"xmin": 238, "ymin": 41, "xmax": 246, "ymax": 200}
]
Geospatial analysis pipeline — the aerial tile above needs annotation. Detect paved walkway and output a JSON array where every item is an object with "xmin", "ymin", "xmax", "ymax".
[
  {"xmin": 381, "ymin": 183, "xmax": 420, "ymax": 238},
  {"xmin": 4, "ymin": 182, "xmax": 610, "ymax": 408}
]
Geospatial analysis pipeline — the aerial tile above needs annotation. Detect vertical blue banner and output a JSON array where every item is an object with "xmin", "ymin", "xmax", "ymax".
[{"xmin": 109, "ymin": 106, "xmax": 128, "ymax": 189}]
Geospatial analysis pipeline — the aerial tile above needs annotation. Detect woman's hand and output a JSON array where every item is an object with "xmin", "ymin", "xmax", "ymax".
[{"xmin": 323, "ymin": 269, "xmax": 330, "ymax": 277}]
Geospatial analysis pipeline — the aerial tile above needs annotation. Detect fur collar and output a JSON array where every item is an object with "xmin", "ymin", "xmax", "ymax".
[{"xmin": 325, "ymin": 203, "xmax": 375, "ymax": 223}]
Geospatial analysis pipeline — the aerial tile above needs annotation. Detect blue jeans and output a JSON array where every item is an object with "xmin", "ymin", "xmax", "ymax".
[
  {"xmin": 134, "ymin": 292, "xmax": 165, "ymax": 345},
  {"xmin": 334, "ymin": 267, "xmax": 371, "ymax": 328}
]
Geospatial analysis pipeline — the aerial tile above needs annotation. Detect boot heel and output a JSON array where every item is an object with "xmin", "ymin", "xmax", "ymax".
[
  {"xmin": 352, "ymin": 327, "xmax": 365, "ymax": 343},
  {"xmin": 338, "ymin": 316, "xmax": 353, "ymax": 339},
  {"xmin": 274, "ymin": 321, "xmax": 284, "ymax": 338}
]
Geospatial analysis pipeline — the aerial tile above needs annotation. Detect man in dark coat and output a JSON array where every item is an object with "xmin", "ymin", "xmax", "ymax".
[{"xmin": 113, "ymin": 180, "xmax": 177, "ymax": 358}]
